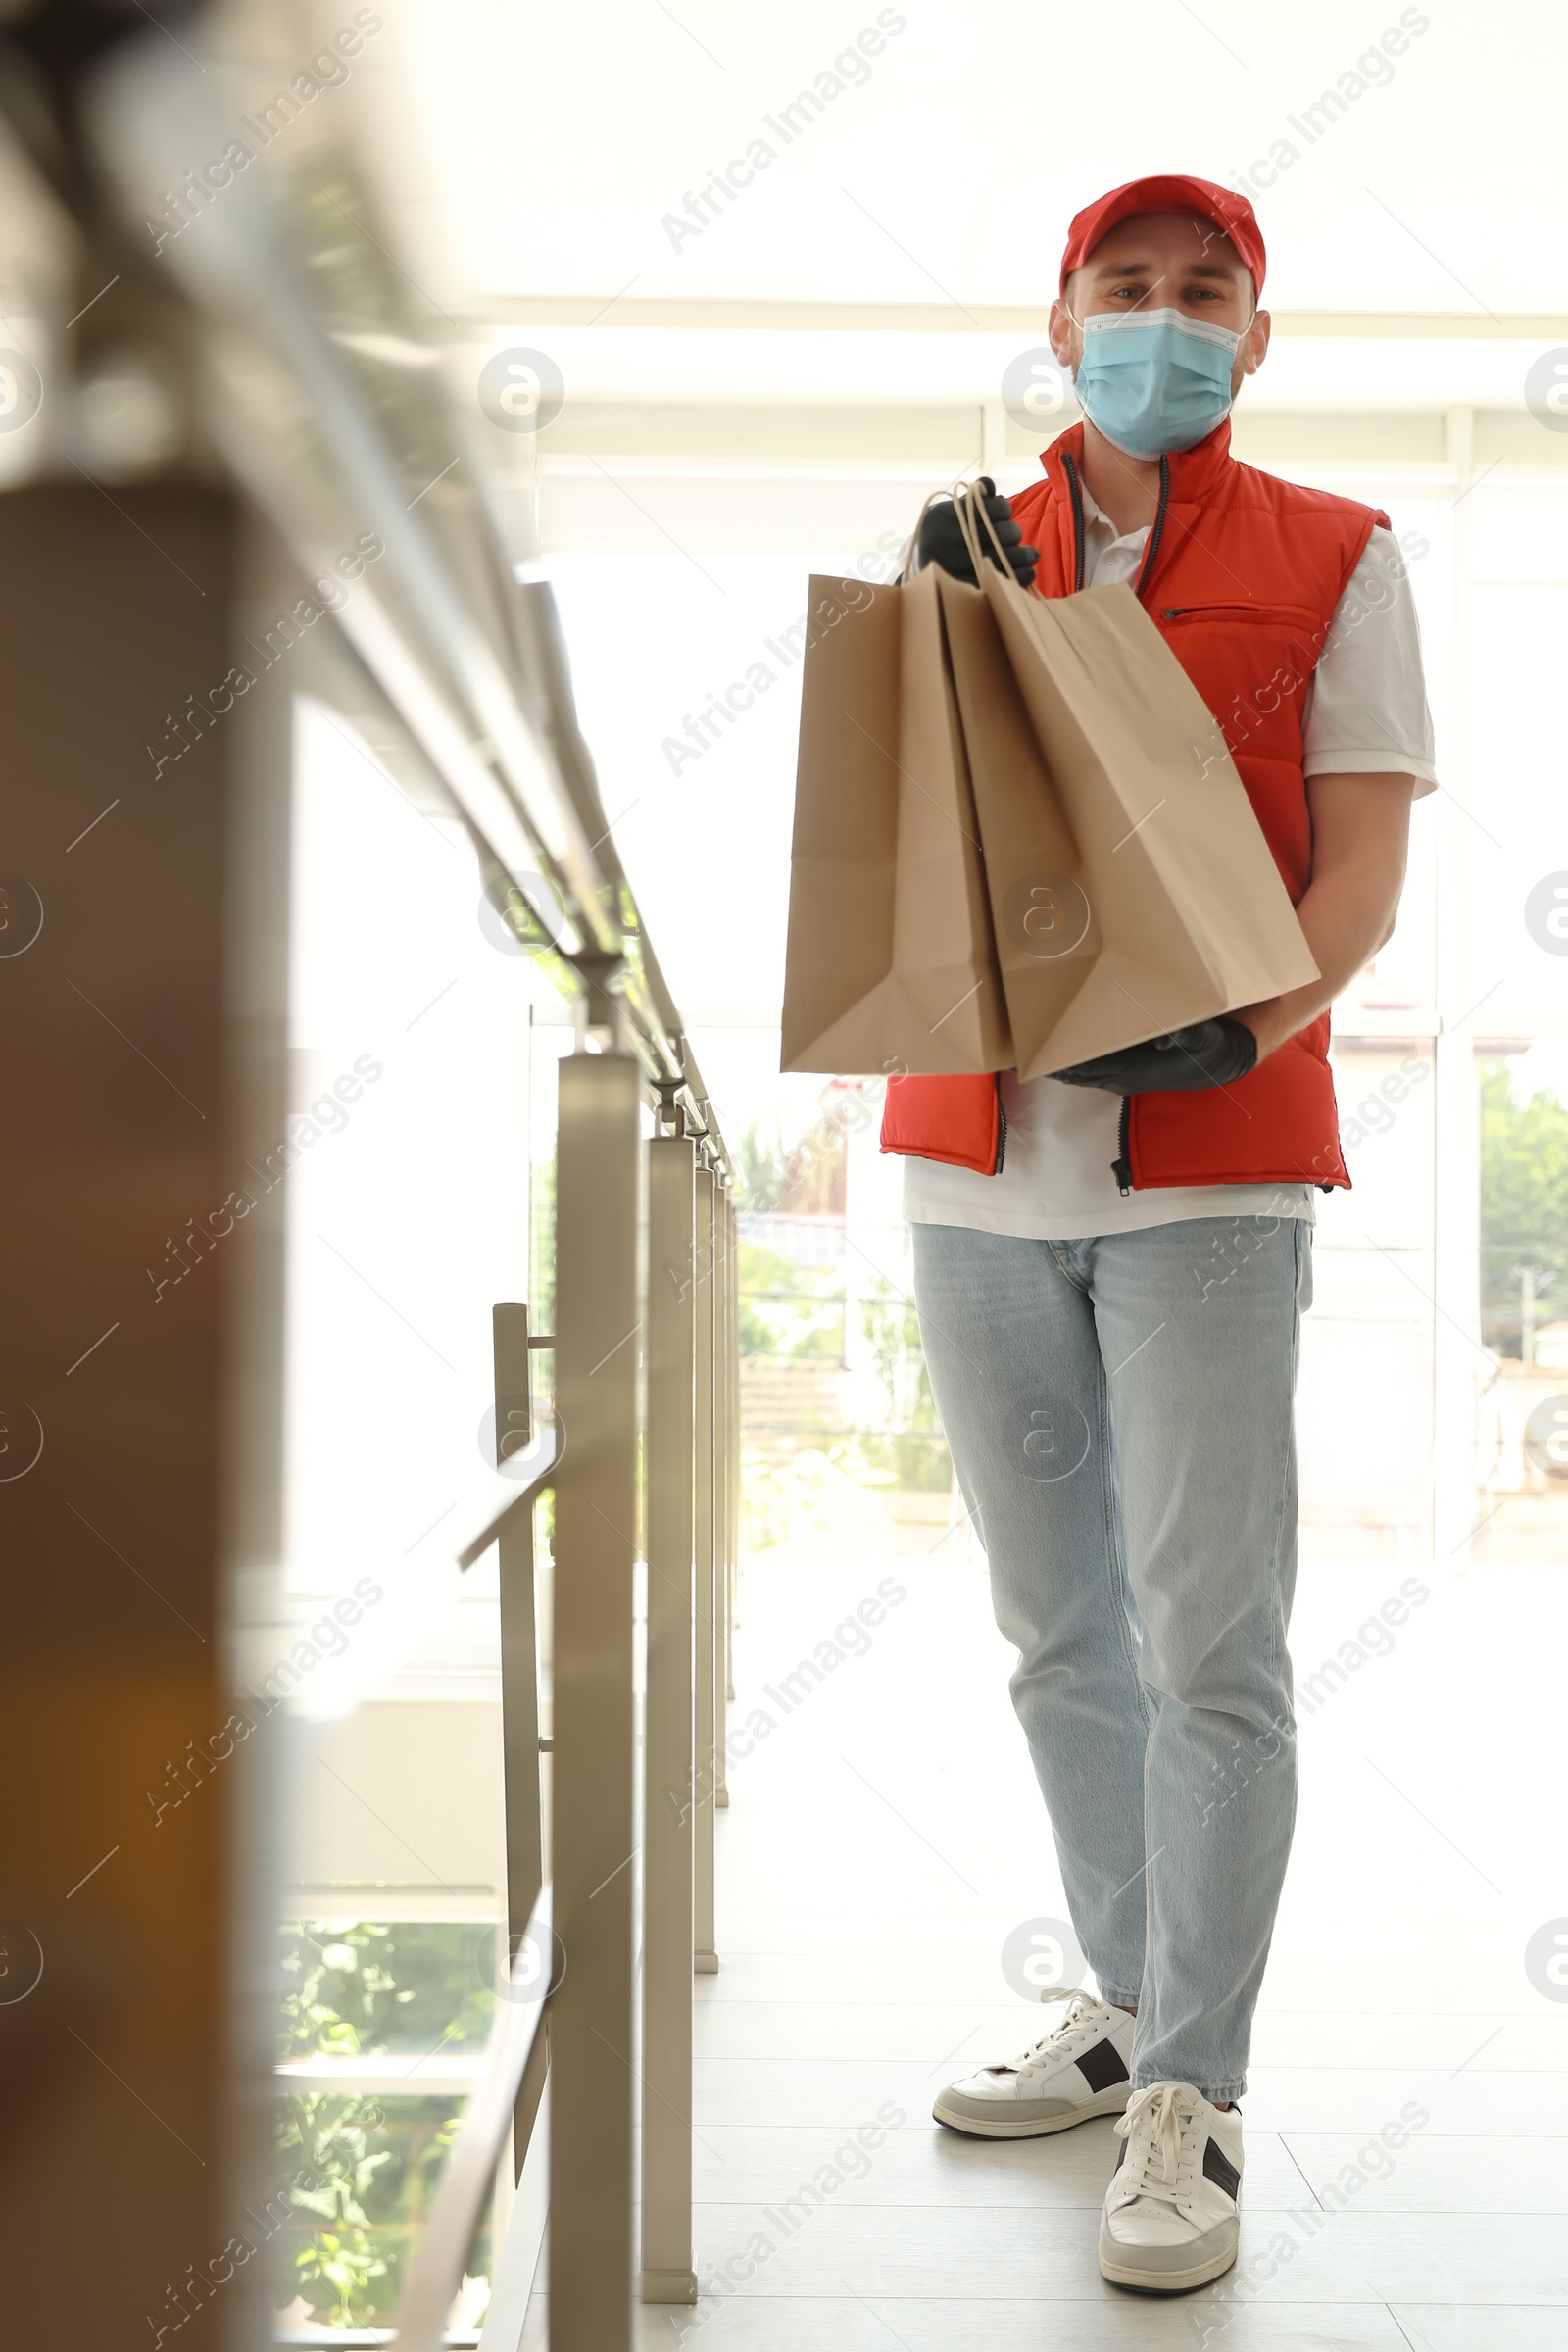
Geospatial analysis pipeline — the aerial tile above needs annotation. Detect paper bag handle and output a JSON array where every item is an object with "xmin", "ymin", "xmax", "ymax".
[
  {"xmin": 897, "ymin": 488, "xmax": 950, "ymax": 585},
  {"xmin": 899, "ymin": 478, "xmax": 1045, "ymax": 595},
  {"xmin": 896, "ymin": 479, "xmax": 1005, "ymax": 584},
  {"xmin": 950, "ymin": 478, "xmax": 1048, "ymax": 597}
]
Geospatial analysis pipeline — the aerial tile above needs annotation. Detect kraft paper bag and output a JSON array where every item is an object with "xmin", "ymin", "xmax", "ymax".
[
  {"xmin": 780, "ymin": 562, "xmax": 1011, "ymax": 1075},
  {"xmin": 944, "ymin": 488, "xmax": 1320, "ymax": 1080}
]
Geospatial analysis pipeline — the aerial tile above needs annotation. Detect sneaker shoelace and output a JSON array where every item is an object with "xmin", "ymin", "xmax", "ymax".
[
  {"xmin": 1113, "ymin": 2081, "xmax": 1206, "ymax": 2204},
  {"xmin": 1000, "ymin": 1984, "xmax": 1109, "ymax": 2074}
]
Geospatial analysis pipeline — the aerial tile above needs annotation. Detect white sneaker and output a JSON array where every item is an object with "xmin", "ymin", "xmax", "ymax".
[
  {"xmin": 933, "ymin": 1986, "xmax": 1135, "ymax": 2138},
  {"xmin": 1099, "ymin": 2080, "xmax": 1243, "ymax": 2291}
]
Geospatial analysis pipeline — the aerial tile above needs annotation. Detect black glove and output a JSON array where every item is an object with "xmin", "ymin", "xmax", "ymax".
[
  {"xmin": 917, "ymin": 475, "xmax": 1038, "ymax": 589},
  {"xmin": 1054, "ymin": 1018, "xmax": 1258, "ymax": 1096}
]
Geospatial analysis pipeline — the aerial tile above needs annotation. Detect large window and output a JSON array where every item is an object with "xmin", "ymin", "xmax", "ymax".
[{"xmin": 265, "ymin": 693, "xmax": 553, "ymax": 2339}]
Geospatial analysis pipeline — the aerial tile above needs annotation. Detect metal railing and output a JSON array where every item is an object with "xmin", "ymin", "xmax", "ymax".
[
  {"xmin": 428, "ymin": 1060, "xmax": 738, "ymax": 2352},
  {"xmin": 16, "ymin": 14, "xmax": 743, "ymax": 2347}
]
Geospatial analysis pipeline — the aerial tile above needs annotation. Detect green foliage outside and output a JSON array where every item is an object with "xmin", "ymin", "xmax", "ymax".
[
  {"xmin": 732, "ymin": 1115, "xmax": 953, "ymax": 1529},
  {"xmin": 852, "ymin": 1268, "xmax": 948, "ymax": 1492},
  {"xmin": 841, "ymin": 1429, "xmax": 953, "ymax": 1493},
  {"xmin": 739, "ymin": 1240, "xmax": 845, "ymax": 1359},
  {"xmin": 277, "ymin": 2087, "xmax": 391, "ymax": 2324},
  {"xmin": 279, "ymin": 1920, "xmax": 496, "ymax": 2058},
  {"xmin": 858, "ymin": 1272, "xmax": 938, "ymax": 1432},
  {"xmin": 1479, "ymin": 1062, "xmax": 1568, "ymax": 1354},
  {"xmin": 731, "ymin": 1110, "xmax": 848, "ymax": 1216},
  {"xmin": 732, "ymin": 1119, "xmax": 787, "ymax": 1212},
  {"xmin": 741, "ymin": 1442, "xmax": 901, "ymax": 1550},
  {"xmin": 529, "ymin": 1154, "xmax": 556, "ymax": 1348},
  {"xmin": 278, "ymin": 2092, "xmax": 482, "ymax": 2328},
  {"xmin": 277, "ymin": 1921, "xmax": 498, "ymax": 2328}
]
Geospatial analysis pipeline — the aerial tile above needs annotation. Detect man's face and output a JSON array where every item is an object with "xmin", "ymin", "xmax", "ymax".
[{"xmin": 1049, "ymin": 210, "xmax": 1270, "ymax": 398}]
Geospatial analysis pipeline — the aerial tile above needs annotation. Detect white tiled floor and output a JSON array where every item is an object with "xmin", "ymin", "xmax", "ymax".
[{"xmin": 529, "ymin": 1502, "xmax": 1568, "ymax": 2347}]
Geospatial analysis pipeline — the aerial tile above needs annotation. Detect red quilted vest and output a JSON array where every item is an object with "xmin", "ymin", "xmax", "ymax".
[{"xmin": 880, "ymin": 417, "xmax": 1385, "ymax": 1193}]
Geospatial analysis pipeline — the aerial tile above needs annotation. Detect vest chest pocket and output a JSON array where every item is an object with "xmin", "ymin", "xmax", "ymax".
[
  {"xmin": 1155, "ymin": 605, "xmax": 1329, "ymax": 759},
  {"xmin": 1156, "ymin": 602, "xmax": 1327, "ymax": 633}
]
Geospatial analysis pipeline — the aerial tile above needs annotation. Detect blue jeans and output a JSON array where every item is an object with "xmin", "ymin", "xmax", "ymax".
[{"xmin": 909, "ymin": 1214, "xmax": 1312, "ymax": 2102}]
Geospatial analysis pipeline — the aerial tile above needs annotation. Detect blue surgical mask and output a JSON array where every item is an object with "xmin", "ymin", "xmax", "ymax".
[{"xmin": 1069, "ymin": 305, "xmax": 1248, "ymax": 460}]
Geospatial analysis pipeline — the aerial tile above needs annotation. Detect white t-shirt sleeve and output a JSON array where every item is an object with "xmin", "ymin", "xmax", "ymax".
[{"xmin": 1300, "ymin": 525, "xmax": 1438, "ymax": 792}]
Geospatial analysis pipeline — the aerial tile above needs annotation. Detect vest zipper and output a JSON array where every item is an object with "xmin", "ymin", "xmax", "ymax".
[
  {"xmin": 993, "ymin": 1071, "xmax": 1007, "ymax": 1173},
  {"xmin": 1112, "ymin": 1099, "xmax": 1133, "ymax": 1196},
  {"xmin": 1063, "ymin": 449, "xmax": 1167, "ymax": 601},
  {"xmin": 1058, "ymin": 449, "xmax": 1154, "ymax": 1199},
  {"xmin": 1133, "ymin": 454, "xmax": 1170, "ymax": 604},
  {"xmin": 1062, "ymin": 453, "xmax": 1086, "ymax": 591}
]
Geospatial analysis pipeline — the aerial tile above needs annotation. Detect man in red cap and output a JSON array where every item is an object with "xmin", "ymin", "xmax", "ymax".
[{"xmin": 892, "ymin": 176, "xmax": 1436, "ymax": 2292}]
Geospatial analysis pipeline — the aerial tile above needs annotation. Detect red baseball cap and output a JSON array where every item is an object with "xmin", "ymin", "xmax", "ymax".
[{"xmin": 1058, "ymin": 174, "xmax": 1266, "ymax": 297}]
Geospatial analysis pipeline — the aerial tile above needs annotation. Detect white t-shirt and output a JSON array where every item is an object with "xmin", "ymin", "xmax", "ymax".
[{"xmin": 903, "ymin": 495, "xmax": 1438, "ymax": 1243}]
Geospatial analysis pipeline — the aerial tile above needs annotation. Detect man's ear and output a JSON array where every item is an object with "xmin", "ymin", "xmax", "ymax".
[
  {"xmin": 1048, "ymin": 296, "xmax": 1075, "ymax": 368},
  {"xmin": 1242, "ymin": 307, "xmax": 1271, "ymax": 376}
]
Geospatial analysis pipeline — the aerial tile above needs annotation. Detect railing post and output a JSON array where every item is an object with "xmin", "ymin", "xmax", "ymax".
[
  {"xmin": 693, "ymin": 1164, "xmax": 719, "ymax": 1974},
  {"xmin": 714, "ymin": 1187, "xmax": 731, "ymax": 1809},
  {"xmin": 725, "ymin": 1192, "xmax": 740, "ymax": 1707},
  {"xmin": 549, "ymin": 1047, "xmax": 642, "ymax": 2350},
  {"xmin": 641, "ymin": 1127, "xmax": 698, "ymax": 2302},
  {"xmin": 491, "ymin": 1304, "xmax": 549, "ymax": 2180}
]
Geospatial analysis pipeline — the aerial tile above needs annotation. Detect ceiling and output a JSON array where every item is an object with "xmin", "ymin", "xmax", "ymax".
[{"xmin": 395, "ymin": 0, "xmax": 1561, "ymax": 318}]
